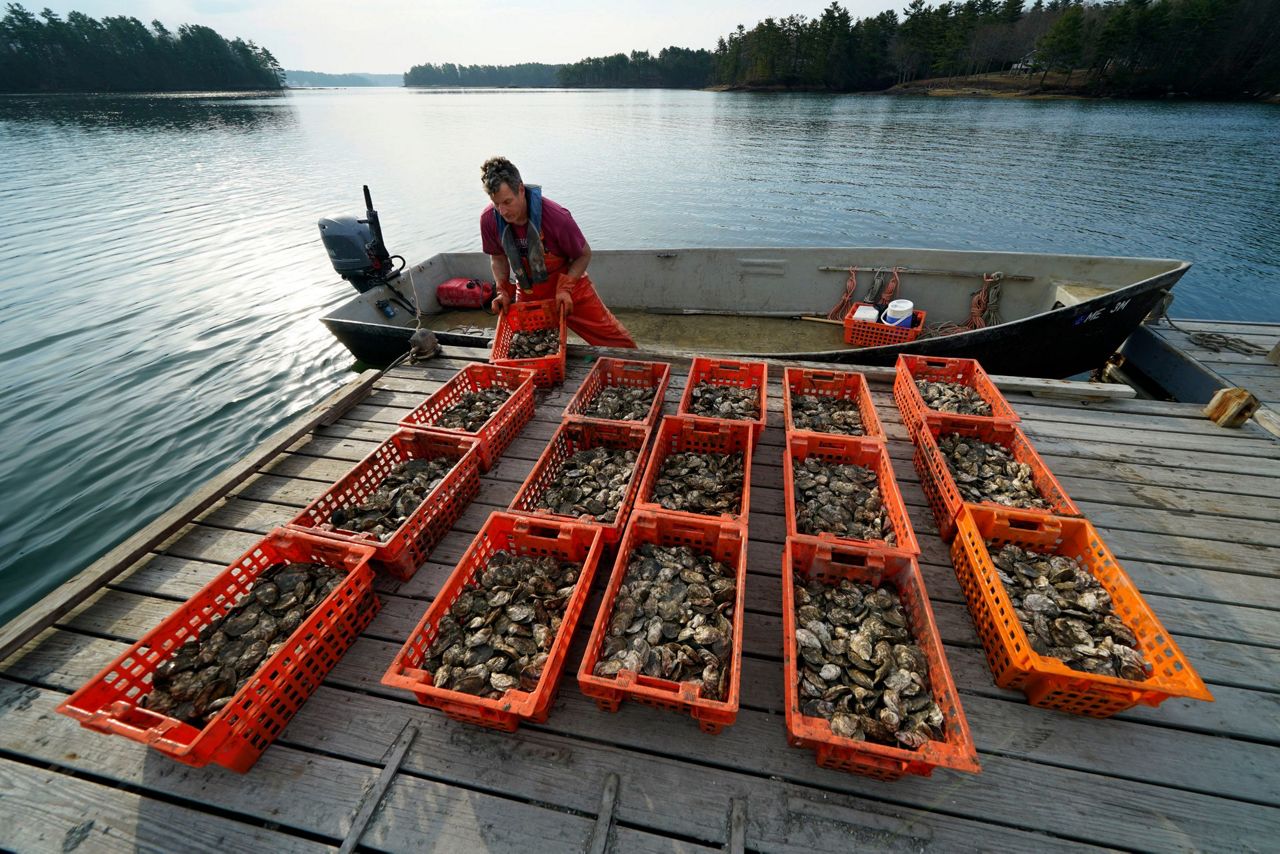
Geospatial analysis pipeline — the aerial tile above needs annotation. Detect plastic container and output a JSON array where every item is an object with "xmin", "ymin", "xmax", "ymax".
[
  {"xmin": 508, "ymin": 419, "xmax": 651, "ymax": 546},
  {"xmin": 914, "ymin": 419, "xmax": 1079, "ymax": 542},
  {"xmin": 782, "ymin": 366, "xmax": 885, "ymax": 442},
  {"xmin": 881, "ymin": 299, "xmax": 915, "ymax": 327},
  {"xmin": 676, "ymin": 356, "xmax": 768, "ymax": 446},
  {"xmin": 398, "ymin": 363, "xmax": 535, "ymax": 471},
  {"xmin": 286, "ymin": 429, "xmax": 481, "ymax": 580},
  {"xmin": 894, "ymin": 354, "xmax": 1020, "ymax": 443},
  {"xmin": 950, "ymin": 506, "xmax": 1213, "ymax": 716},
  {"xmin": 491, "ymin": 298, "xmax": 567, "ymax": 387},
  {"xmin": 578, "ymin": 511, "xmax": 746, "ymax": 733},
  {"xmin": 852, "ymin": 304, "xmax": 880, "ymax": 323},
  {"xmin": 783, "ymin": 538, "xmax": 980, "ymax": 779},
  {"xmin": 635, "ymin": 416, "xmax": 754, "ymax": 528},
  {"xmin": 382, "ymin": 512, "xmax": 604, "ymax": 731},
  {"xmin": 783, "ymin": 432, "xmax": 919, "ymax": 556},
  {"xmin": 843, "ymin": 301, "xmax": 926, "ymax": 348},
  {"xmin": 57, "ymin": 529, "xmax": 380, "ymax": 773},
  {"xmin": 436, "ymin": 277, "xmax": 495, "ymax": 309},
  {"xmin": 562, "ymin": 357, "xmax": 671, "ymax": 430}
]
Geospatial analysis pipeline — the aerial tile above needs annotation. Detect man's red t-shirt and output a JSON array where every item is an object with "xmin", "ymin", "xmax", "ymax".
[{"xmin": 480, "ymin": 195, "xmax": 587, "ymax": 261}]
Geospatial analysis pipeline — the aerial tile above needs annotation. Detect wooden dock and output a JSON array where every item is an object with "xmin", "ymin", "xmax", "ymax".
[{"xmin": 2, "ymin": 347, "xmax": 1278, "ymax": 852}]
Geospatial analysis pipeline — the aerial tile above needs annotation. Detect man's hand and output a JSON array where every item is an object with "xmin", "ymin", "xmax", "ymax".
[
  {"xmin": 555, "ymin": 288, "xmax": 574, "ymax": 317},
  {"xmin": 490, "ymin": 291, "xmax": 511, "ymax": 314}
]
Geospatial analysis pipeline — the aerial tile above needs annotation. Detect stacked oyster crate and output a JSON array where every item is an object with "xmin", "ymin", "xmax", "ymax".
[
  {"xmin": 780, "ymin": 366, "xmax": 980, "ymax": 780},
  {"xmin": 895, "ymin": 354, "xmax": 1212, "ymax": 717},
  {"xmin": 57, "ymin": 362, "xmax": 541, "ymax": 771}
]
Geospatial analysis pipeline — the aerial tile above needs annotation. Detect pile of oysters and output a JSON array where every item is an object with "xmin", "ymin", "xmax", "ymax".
[
  {"xmin": 649, "ymin": 451, "xmax": 745, "ymax": 516},
  {"xmin": 422, "ymin": 550, "xmax": 583, "ymax": 697},
  {"xmin": 593, "ymin": 543, "xmax": 737, "ymax": 700},
  {"xmin": 532, "ymin": 446, "xmax": 639, "ymax": 523},
  {"xmin": 791, "ymin": 394, "xmax": 865, "ymax": 435},
  {"xmin": 436, "ymin": 387, "xmax": 511, "ymax": 431},
  {"xmin": 937, "ymin": 434, "xmax": 1050, "ymax": 510},
  {"xmin": 794, "ymin": 577, "xmax": 944, "ymax": 749},
  {"xmin": 581, "ymin": 385, "xmax": 657, "ymax": 422},
  {"xmin": 142, "ymin": 562, "xmax": 349, "ymax": 726},
  {"xmin": 993, "ymin": 544, "xmax": 1151, "ymax": 681},
  {"xmin": 687, "ymin": 383, "xmax": 759, "ymax": 421},
  {"xmin": 327, "ymin": 457, "xmax": 457, "ymax": 538},
  {"xmin": 792, "ymin": 457, "xmax": 895, "ymax": 545},
  {"xmin": 509, "ymin": 328, "xmax": 560, "ymax": 359},
  {"xmin": 916, "ymin": 379, "xmax": 992, "ymax": 416}
]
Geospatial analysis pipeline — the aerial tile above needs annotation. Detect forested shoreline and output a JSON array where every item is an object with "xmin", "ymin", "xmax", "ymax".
[
  {"xmin": 0, "ymin": 4, "xmax": 282, "ymax": 93},
  {"xmin": 404, "ymin": 62, "xmax": 561, "ymax": 87}
]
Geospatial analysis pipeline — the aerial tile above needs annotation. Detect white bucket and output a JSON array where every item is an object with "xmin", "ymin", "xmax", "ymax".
[{"xmin": 881, "ymin": 299, "xmax": 915, "ymax": 328}]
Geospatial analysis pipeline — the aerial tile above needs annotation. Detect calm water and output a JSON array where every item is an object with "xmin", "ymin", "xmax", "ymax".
[{"xmin": 0, "ymin": 88, "xmax": 1277, "ymax": 626}]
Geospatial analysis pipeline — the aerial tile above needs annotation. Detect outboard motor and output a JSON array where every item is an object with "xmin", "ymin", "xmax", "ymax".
[{"xmin": 318, "ymin": 186, "xmax": 404, "ymax": 293}]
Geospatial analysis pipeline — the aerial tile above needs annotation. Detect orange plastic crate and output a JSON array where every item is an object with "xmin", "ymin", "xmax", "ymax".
[
  {"xmin": 783, "ymin": 366, "xmax": 885, "ymax": 442},
  {"xmin": 490, "ymin": 299, "xmax": 567, "ymax": 387},
  {"xmin": 578, "ymin": 511, "xmax": 746, "ymax": 733},
  {"xmin": 286, "ymin": 429, "xmax": 481, "ymax": 580},
  {"xmin": 783, "ymin": 538, "xmax": 980, "ymax": 779},
  {"xmin": 398, "ymin": 363, "xmax": 535, "ymax": 471},
  {"xmin": 914, "ymin": 420, "xmax": 1079, "ymax": 542},
  {"xmin": 950, "ymin": 506, "xmax": 1213, "ymax": 716},
  {"xmin": 894, "ymin": 354, "xmax": 1020, "ymax": 443},
  {"xmin": 57, "ymin": 529, "xmax": 380, "ymax": 773},
  {"xmin": 382, "ymin": 512, "xmax": 604, "ymax": 731},
  {"xmin": 843, "ymin": 302, "xmax": 926, "ymax": 348},
  {"xmin": 562, "ymin": 357, "xmax": 671, "ymax": 430},
  {"xmin": 635, "ymin": 415, "xmax": 753, "ymax": 528},
  {"xmin": 783, "ymin": 432, "xmax": 919, "ymax": 556},
  {"xmin": 677, "ymin": 356, "xmax": 768, "ymax": 446},
  {"xmin": 508, "ymin": 419, "xmax": 651, "ymax": 546}
]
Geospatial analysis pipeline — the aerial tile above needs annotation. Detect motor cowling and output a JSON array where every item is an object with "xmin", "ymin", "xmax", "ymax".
[{"xmin": 318, "ymin": 186, "xmax": 399, "ymax": 293}]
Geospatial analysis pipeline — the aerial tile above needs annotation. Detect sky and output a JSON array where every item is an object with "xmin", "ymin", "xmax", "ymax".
[{"xmin": 36, "ymin": 0, "xmax": 903, "ymax": 73}]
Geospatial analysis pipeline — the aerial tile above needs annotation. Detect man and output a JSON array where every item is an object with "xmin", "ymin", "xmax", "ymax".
[{"xmin": 480, "ymin": 157, "xmax": 636, "ymax": 348}]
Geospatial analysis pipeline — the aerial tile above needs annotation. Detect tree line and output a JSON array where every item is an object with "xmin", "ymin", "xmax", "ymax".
[
  {"xmin": 404, "ymin": 62, "xmax": 561, "ymax": 87},
  {"xmin": 556, "ymin": 47, "xmax": 715, "ymax": 88},
  {"xmin": 0, "ymin": 4, "xmax": 283, "ymax": 93}
]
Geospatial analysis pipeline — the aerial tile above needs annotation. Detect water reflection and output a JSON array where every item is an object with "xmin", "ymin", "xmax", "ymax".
[{"xmin": 0, "ymin": 91, "xmax": 294, "ymax": 131}]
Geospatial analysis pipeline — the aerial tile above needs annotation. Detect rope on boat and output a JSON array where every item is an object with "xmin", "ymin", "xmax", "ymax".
[
  {"xmin": 922, "ymin": 272, "xmax": 1005, "ymax": 338},
  {"xmin": 827, "ymin": 267, "xmax": 860, "ymax": 320}
]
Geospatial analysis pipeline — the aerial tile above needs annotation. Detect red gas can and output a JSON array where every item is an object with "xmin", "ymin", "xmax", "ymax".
[{"xmin": 436, "ymin": 277, "xmax": 495, "ymax": 309}]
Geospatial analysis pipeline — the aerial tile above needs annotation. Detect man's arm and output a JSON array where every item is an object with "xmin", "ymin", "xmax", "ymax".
[
  {"xmin": 490, "ymin": 254, "xmax": 514, "ymax": 312},
  {"xmin": 561, "ymin": 242, "xmax": 591, "ymax": 282}
]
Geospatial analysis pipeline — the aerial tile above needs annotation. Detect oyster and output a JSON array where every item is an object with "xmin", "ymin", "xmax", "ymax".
[
  {"xmin": 580, "ymin": 385, "xmax": 657, "ymax": 422},
  {"xmin": 649, "ymin": 451, "xmax": 745, "ymax": 516},
  {"xmin": 424, "ymin": 550, "xmax": 581, "ymax": 698},
  {"xmin": 142, "ymin": 562, "xmax": 349, "ymax": 727},
  {"xmin": 916, "ymin": 379, "xmax": 992, "ymax": 416},
  {"xmin": 435, "ymin": 387, "xmax": 511, "ymax": 431},
  {"xmin": 794, "ymin": 577, "xmax": 944, "ymax": 750},
  {"xmin": 508, "ymin": 328, "xmax": 560, "ymax": 359},
  {"xmin": 791, "ymin": 395, "xmax": 865, "ymax": 436},
  {"xmin": 687, "ymin": 383, "xmax": 759, "ymax": 421},
  {"xmin": 792, "ymin": 457, "xmax": 895, "ymax": 545},
  {"xmin": 937, "ymin": 434, "xmax": 1049, "ymax": 510},
  {"xmin": 593, "ymin": 542, "xmax": 737, "ymax": 700},
  {"xmin": 532, "ymin": 446, "xmax": 639, "ymax": 523},
  {"xmin": 993, "ymin": 544, "xmax": 1152, "ymax": 681},
  {"xmin": 325, "ymin": 456, "xmax": 457, "ymax": 540}
]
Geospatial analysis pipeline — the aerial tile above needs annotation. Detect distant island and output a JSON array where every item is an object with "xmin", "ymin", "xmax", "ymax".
[
  {"xmin": 0, "ymin": 4, "xmax": 282, "ymax": 93},
  {"xmin": 404, "ymin": 63, "xmax": 562, "ymax": 87},
  {"xmin": 285, "ymin": 70, "xmax": 402, "ymax": 88}
]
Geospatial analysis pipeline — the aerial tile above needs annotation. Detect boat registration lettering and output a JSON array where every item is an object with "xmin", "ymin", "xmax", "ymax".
[{"xmin": 1074, "ymin": 298, "xmax": 1131, "ymax": 326}]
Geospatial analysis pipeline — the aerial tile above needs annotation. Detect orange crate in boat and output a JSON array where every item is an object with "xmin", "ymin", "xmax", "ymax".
[
  {"xmin": 894, "ymin": 354, "xmax": 1019, "ymax": 443},
  {"xmin": 382, "ymin": 512, "xmax": 604, "ymax": 731},
  {"xmin": 843, "ymin": 302, "xmax": 925, "ymax": 348},
  {"xmin": 286, "ymin": 429, "xmax": 481, "ymax": 580},
  {"xmin": 950, "ymin": 506, "xmax": 1213, "ymax": 716},
  {"xmin": 783, "ymin": 432, "xmax": 919, "ymax": 556},
  {"xmin": 676, "ymin": 356, "xmax": 768, "ymax": 445},
  {"xmin": 398, "ymin": 363, "xmax": 535, "ymax": 471},
  {"xmin": 508, "ymin": 419, "xmax": 651, "ymax": 546},
  {"xmin": 562, "ymin": 357, "xmax": 671, "ymax": 430},
  {"xmin": 783, "ymin": 366, "xmax": 885, "ymax": 441},
  {"xmin": 577, "ymin": 511, "xmax": 746, "ymax": 733},
  {"xmin": 491, "ymin": 298, "xmax": 567, "ymax": 387},
  {"xmin": 783, "ymin": 538, "xmax": 980, "ymax": 779},
  {"xmin": 635, "ymin": 416, "xmax": 753, "ymax": 528},
  {"xmin": 57, "ymin": 529, "xmax": 379, "ymax": 773},
  {"xmin": 914, "ymin": 419, "xmax": 1079, "ymax": 542}
]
